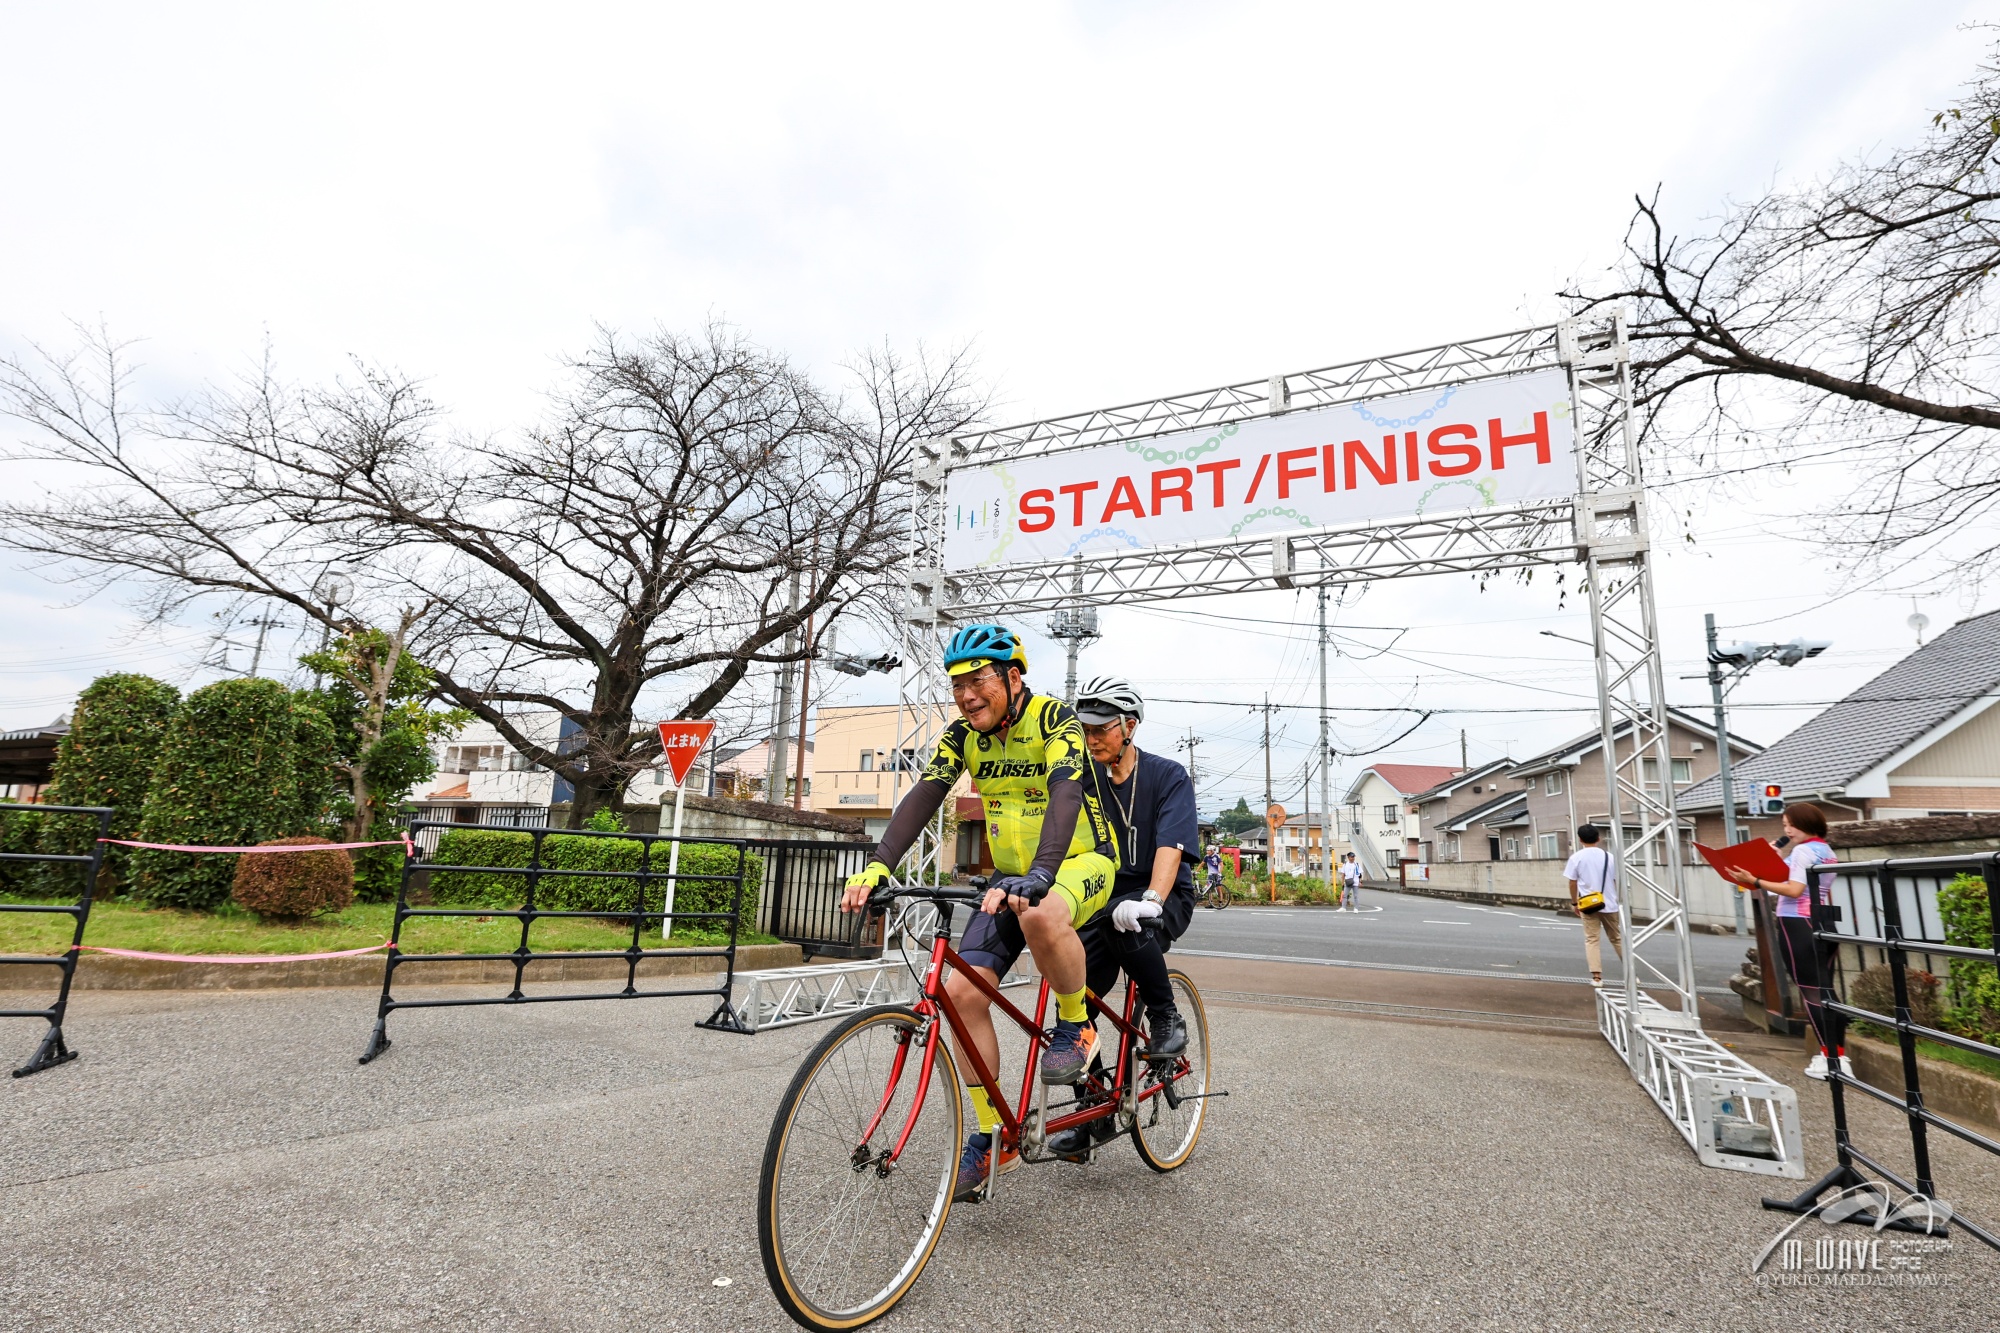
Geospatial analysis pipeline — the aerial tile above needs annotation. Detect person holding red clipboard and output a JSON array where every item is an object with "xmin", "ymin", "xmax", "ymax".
[{"xmin": 1710, "ymin": 802, "xmax": 1850, "ymax": 1082}]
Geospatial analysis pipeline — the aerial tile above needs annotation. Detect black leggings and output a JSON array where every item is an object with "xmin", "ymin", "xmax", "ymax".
[{"xmin": 1776, "ymin": 914, "xmax": 1843, "ymax": 1053}]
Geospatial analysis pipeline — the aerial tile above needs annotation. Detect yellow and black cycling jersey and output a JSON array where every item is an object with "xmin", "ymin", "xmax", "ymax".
[{"xmin": 920, "ymin": 691, "xmax": 1118, "ymax": 875}]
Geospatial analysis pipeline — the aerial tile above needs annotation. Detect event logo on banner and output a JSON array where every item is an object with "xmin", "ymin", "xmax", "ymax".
[{"xmin": 942, "ymin": 368, "xmax": 1575, "ymax": 571}]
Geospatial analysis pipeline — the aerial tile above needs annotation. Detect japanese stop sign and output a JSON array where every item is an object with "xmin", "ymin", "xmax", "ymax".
[{"xmin": 657, "ymin": 720, "xmax": 717, "ymax": 788}]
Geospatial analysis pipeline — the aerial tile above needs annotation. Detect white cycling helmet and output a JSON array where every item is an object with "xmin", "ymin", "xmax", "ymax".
[{"xmin": 1074, "ymin": 675, "xmax": 1144, "ymax": 725}]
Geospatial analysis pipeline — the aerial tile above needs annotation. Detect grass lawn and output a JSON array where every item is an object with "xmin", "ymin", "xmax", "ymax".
[{"xmin": 0, "ymin": 895, "xmax": 774, "ymax": 957}]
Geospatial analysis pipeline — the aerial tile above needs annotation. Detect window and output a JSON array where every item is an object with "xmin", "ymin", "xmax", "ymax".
[
  {"xmin": 1538, "ymin": 833, "xmax": 1560, "ymax": 860},
  {"xmin": 859, "ymin": 751, "xmax": 874, "ymax": 772},
  {"xmin": 1503, "ymin": 838, "xmax": 1518, "ymax": 860},
  {"xmin": 1544, "ymin": 772, "xmax": 1563, "ymax": 796},
  {"xmin": 1383, "ymin": 805, "xmax": 1400, "ymax": 824},
  {"xmin": 1672, "ymin": 758, "xmax": 1692, "ymax": 785},
  {"xmin": 1642, "ymin": 758, "xmax": 1660, "ymax": 788}
]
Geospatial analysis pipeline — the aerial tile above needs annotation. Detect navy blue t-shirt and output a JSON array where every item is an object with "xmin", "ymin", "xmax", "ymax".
[{"xmin": 1095, "ymin": 749, "xmax": 1200, "ymax": 905}]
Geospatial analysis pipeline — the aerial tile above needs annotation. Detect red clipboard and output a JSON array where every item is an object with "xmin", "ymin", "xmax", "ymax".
[{"xmin": 1693, "ymin": 838, "xmax": 1791, "ymax": 884}]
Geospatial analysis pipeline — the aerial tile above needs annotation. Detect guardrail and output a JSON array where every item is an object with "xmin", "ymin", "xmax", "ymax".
[
  {"xmin": 0, "ymin": 804, "xmax": 113, "ymax": 1077},
  {"xmin": 1763, "ymin": 852, "xmax": 2000, "ymax": 1251},
  {"xmin": 357, "ymin": 820, "xmax": 753, "ymax": 1062}
]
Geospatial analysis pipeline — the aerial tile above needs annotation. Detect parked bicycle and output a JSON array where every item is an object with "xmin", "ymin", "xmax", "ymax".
[{"xmin": 757, "ymin": 880, "xmax": 1214, "ymax": 1330}]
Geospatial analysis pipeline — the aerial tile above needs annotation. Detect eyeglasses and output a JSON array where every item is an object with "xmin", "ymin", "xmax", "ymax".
[
  {"xmin": 1082, "ymin": 720, "xmax": 1129, "ymax": 739},
  {"xmin": 949, "ymin": 667, "xmax": 999, "ymax": 696}
]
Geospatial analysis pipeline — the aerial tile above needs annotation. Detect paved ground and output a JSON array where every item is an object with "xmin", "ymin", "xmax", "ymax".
[
  {"xmin": 1178, "ymin": 892, "xmax": 1749, "ymax": 995},
  {"xmin": 4, "ymin": 976, "xmax": 1995, "ymax": 1331}
]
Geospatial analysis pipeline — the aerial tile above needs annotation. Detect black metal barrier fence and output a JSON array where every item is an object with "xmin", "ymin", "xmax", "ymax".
[
  {"xmin": 0, "ymin": 804, "xmax": 113, "ymax": 1077},
  {"xmin": 1763, "ymin": 851, "xmax": 2000, "ymax": 1251},
  {"xmin": 749, "ymin": 838, "xmax": 880, "ymax": 961},
  {"xmin": 358, "ymin": 820, "xmax": 753, "ymax": 1063}
]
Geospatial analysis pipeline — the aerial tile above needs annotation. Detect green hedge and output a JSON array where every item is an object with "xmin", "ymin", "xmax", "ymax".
[
  {"xmin": 0, "ymin": 803, "xmax": 49, "ymax": 894},
  {"xmin": 40, "ymin": 673, "xmax": 181, "ymax": 893},
  {"xmin": 131, "ymin": 679, "xmax": 340, "ymax": 911},
  {"xmin": 429, "ymin": 829, "xmax": 762, "ymax": 934},
  {"xmin": 1941, "ymin": 871, "xmax": 2000, "ymax": 1047}
]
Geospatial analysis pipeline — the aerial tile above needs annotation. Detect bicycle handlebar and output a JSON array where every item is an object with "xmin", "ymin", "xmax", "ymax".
[{"xmin": 862, "ymin": 874, "xmax": 1044, "ymax": 913}]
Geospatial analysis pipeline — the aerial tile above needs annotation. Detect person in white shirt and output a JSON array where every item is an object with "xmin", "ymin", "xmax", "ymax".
[
  {"xmin": 1563, "ymin": 824, "xmax": 1622, "ymax": 985},
  {"xmin": 1339, "ymin": 853, "xmax": 1362, "ymax": 907}
]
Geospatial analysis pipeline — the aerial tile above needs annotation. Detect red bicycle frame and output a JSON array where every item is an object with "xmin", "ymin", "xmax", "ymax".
[{"xmin": 857, "ymin": 919, "xmax": 1181, "ymax": 1167}]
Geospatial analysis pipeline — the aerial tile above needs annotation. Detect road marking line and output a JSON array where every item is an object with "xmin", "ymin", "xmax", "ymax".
[
  {"xmin": 1175, "ymin": 946, "xmax": 1736, "ymax": 995},
  {"xmin": 1422, "ymin": 920, "xmax": 1471, "ymax": 926}
]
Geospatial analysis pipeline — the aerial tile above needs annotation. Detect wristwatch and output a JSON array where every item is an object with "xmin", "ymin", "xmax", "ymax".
[{"xmin": 1142, "ymin": 889, "xmax": 1161, "ymax": 905}]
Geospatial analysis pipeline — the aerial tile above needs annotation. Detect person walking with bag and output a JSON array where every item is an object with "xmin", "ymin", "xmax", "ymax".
[{"xmin": 1564, "ymin": 824, "xmax": 1622, "ymax": 985}]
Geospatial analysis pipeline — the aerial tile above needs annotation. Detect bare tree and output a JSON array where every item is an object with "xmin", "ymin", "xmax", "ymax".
[
  {"xmin": 1, "ymin": 323, "xmax": 986, "ymax": 826},
  {"xmin": 1570, "ymin": 41, "xmax": 2000, "ymax": 587}
]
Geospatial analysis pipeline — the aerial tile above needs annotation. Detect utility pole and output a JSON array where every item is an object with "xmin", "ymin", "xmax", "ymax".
[
  {"xmin": 1046, "ymin": 560, "xmax": 1100, "ymax": 704},
  {"xmin": 766, "ymin": 571, "xmax": 802, "ymax": 803},
  {"xmin": 793, "ymin": 611, "xmax": 814, "ymax": 810},
  {"xmin": 1706, "ymin": 612, "xmax": 1746, "ymax": 938},
  {"xmin": 243, "ymin": 614, "xmax": 285, "ymax": 679},
  {"xmin": 1318, "ymin": 585, "xmax": 1334, "ymax": 902},
  {"xmin": 1257, "ymin": 693, "xmax": 1274, "ymax": 808},
  {"xmin": 1177, "ymin": 728, "xmax": 1202, "ymax": 794},
  {"xmin": 1460, "ymin": 728, "xmax": 1468, "ymax": 770}
]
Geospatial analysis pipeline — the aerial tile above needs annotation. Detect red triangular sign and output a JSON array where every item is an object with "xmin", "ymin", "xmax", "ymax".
[{"xmin": 657, "ymin": 720, "xmax": 717, "ymax": 788}]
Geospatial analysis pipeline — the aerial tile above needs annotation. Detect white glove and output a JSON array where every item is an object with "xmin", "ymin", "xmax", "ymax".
[{"xmin": 1112, "ymin": 897, "xmax": 1163, "ymax": 932}]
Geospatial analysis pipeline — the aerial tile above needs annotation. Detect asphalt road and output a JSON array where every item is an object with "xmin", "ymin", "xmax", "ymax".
[
  {"xmin": 5, "ymin": 985, "xmax": 1994, "ymax": 1331},
  {"xmin": 1176, "ymin": 889, "xmax": 1749, "ymax": 996}
]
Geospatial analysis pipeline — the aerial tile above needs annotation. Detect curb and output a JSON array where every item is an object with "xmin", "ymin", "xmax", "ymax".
[{"xmin": 17, "ymin": 942, "xmax": 805, "ymax": 991}]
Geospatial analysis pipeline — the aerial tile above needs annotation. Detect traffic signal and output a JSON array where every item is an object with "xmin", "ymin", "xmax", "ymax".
[{"xmin": 1750, "ymin": 783, "xmax": 1785, "ymax": 816}]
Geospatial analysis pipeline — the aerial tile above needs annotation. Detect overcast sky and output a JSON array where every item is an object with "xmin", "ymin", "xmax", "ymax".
[{"xmin": 3, "ymin": 2, "xmax": 1993, "ymax": 814}]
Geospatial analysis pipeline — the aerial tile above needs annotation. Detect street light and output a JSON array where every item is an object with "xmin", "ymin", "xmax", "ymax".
[{"xmin": 1705, "ymin": 614, "xmax": 1831, "ymax": 936}]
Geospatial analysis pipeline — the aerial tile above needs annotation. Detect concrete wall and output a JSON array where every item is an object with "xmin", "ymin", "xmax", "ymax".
[{"xmin": 1418, "ymin": 855, "xmax": 1741, "ymax": 929}]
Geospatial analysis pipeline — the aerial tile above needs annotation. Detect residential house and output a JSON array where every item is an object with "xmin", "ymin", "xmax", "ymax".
[
  {"xmin": 1406, "ymin": 758, "xmax": 1518, "ymax": 863},
  {"xmin": 1678, "ymin": 607, "xmax": 2000, "ymax": 844},
  {"xmin": 807, "ymin": 704, "xmax": 979, "ymax": 860},
  {"xmin": 1341, "ymin": 763, "xmax": 1464, "ymax": 875},
  {"xmin": 712, "ymin": 738, "xmax": 814, "ymax": 805},
  {"xmin": 1257, "ymin": 811, "xmax": 1351, "ymax": 876},
  {"xmin": 415, "ymin": 710, "xmax": 737, "ymax": 824},
  {"xmin": 1506, "ymin": 706, "xmax": 1762, "ymax": 864}
]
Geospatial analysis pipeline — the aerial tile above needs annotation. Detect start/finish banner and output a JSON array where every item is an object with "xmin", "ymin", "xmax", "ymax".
[{"xmin": 942, "ymin": 368, "xmax": 1576, "ymax": 571}]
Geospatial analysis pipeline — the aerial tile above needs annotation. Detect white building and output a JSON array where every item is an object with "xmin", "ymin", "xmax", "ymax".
[{"xmin": 1340, "ymin": 762, "xmax": 1464, "ymax": 877}]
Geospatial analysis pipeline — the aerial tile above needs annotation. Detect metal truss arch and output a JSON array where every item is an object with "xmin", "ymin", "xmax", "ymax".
[{"xmin": 890, "ymin": 315, "xmax": 1794, "ymax": 1175}]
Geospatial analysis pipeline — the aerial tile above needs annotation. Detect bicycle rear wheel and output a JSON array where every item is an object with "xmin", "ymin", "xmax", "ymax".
[
  {"xmin": 758, "ymin": 1005, "xmax": 963, "ymax": 1330},
  {"xmin": 1131, "ymin": 969, "xmax": 1210, "ymax": 1172}
]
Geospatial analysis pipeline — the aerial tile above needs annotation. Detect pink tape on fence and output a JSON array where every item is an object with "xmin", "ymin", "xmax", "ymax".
[
  {"xmin": 70, "ymin": 941, "xmax": 393, "ymax": 964},
  {"xmin": 101, "ymin": 836, "xmax": 415, "ymax": 855}
]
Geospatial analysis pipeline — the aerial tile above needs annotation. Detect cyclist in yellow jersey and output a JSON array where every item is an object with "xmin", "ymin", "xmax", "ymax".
[{"xmin": 840, "ymin": 623, "xmax": 1118, "ymax": 1199}]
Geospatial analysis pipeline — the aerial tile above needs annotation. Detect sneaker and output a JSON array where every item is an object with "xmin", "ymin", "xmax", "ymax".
[
  {"xmin": 1040, "ymin": 1020, "xmax": 1099, "ymax": 1085},
  {"xmin": 953, "ymin": 1132, "xmax": 1018, "ymax": 1201},
  {"xmin": 1803, "ymin": 1052, "xmax": 1829, "ymax": 1081},
  {"xmin": 1046, "ymin": 1083, "xmax": 1119, "ymax": 1162},
  {"xmin": 1145, "ymin": 1006, "xmax": 1188, "ymax": 1059},
  {"xmin": 1836, "ymin": 1055, "xmax": 1855, "ymax": 1078}
]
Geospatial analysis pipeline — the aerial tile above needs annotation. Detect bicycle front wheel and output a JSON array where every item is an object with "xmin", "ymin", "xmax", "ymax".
[
  {"xmin": 1216, "ymin": 883, "xmax": 1232, "ymax": 909},
  {"xmin": 758, "ymin": 1005, "xmax": 963, "ymax": 1331},
  {"xmin": 1131, "ymin": 969, "xmax": 1210, "ymax": 1172}
]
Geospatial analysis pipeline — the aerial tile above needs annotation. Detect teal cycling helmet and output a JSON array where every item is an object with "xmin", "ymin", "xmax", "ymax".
[{"xmin": 942, "ymin": 623, "xmax": 1028, "ymax": 678}]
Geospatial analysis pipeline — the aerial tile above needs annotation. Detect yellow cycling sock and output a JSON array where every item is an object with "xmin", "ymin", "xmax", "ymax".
[
  {"xmin": 967, "ymin": 1084, "xmax": 1000, "ymax": 1135},
  {"xmin": 1055, "ymin": 986, "xmax": 1089, "ymax": 1025}
]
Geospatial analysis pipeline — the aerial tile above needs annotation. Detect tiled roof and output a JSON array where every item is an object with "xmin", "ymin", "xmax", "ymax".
[
  {"xmin": 1680, "ymin": 608, "xmax": 2000, "ymax": 811},
  {"xmin": 1365, "ymin": 763, "xmax": 1466, "ymax": 796}
]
